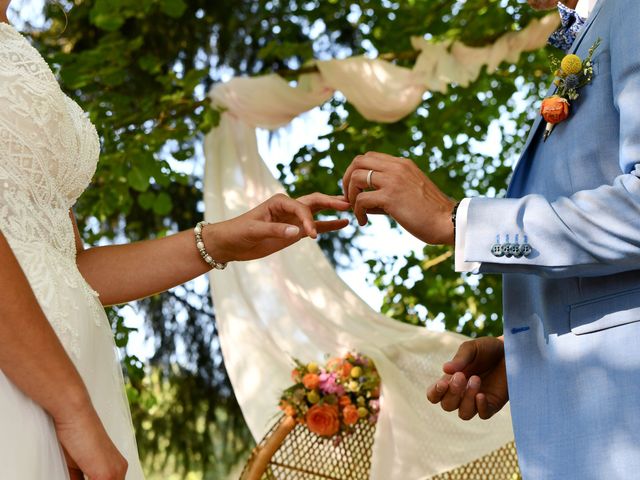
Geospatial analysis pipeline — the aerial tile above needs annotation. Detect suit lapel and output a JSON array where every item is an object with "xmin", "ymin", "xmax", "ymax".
[{"xmin": 507, "ymin": 0, "xmax": 606, "ymax": 197}]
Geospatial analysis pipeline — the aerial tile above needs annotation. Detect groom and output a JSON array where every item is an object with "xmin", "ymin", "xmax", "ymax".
[{"xmin": 344, "ymin": 0, "xmax": 640, "ymax": 478}]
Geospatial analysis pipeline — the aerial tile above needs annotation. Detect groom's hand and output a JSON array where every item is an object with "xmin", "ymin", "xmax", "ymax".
[
  {"xmin": 426, "ymin": 336, "xmax": 508, "ymax": 420},
  {"xmin": 342, "ymin": 152, "xmax": 456, "ymax": 245}
]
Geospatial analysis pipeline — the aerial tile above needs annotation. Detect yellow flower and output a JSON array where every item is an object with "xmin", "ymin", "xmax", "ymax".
[
  {"xmin": 350, "ymin": 366, "xmax": 363, "ymax": 378},
  {"xmin": 357, "ymin": 407, "xmax": 369, "ymax": 418},
  {"xmin": 348, "ymin": 380, "xmax": 360, "ymax": 392},
  {"xmin": 561, "ymin": 54, "xmax": 582, "ymax": 75},
  {"xmin": 307, "ymin": 390, "xmax": 320, "ymax": 404},
  {"xmin": 307, "ymin": 362, "xmax": 319, "ymax": 373}
]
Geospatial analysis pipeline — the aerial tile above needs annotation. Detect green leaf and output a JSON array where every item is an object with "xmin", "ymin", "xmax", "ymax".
[
  {"xmin": 153, "ymin": 192, "xmax": 173, "ymax": 215},
  {"xmin": 127, "ymin": 166, "xmax": 150, "ymax": 192},
  {"xmin": 138, "ymin": 191, "xmax": 156, "ymax": 210},
  {"xmin": 159, "ymin": 0, "xmax": 187, "ymax": 18}
]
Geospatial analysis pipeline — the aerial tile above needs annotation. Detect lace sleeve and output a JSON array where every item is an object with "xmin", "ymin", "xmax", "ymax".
[{"xmin": 0, "ymin": 26, "xmax": 79, "ymax": 256}]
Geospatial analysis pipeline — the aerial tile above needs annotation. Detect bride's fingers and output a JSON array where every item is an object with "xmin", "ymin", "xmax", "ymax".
[
  {"xmin": 315, "ymin": 219, "xmax": 349, "ymax": 233},
  {"xmin": 270, "ymin": 194, "xmax": 317, "ymax": 239},
  {"xmin": 247, "ymin": 221, "xmax": 301, "ymax": 241},
  {"xmin": 297, "ymin": 193, "xmax": 350, "ymax": 213}
]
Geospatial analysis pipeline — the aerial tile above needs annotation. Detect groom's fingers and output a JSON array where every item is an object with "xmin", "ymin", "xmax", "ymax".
[
  {"xmin": 457, "ymin": 376, "xmax": 481, "ymax": 420},
  {"xmin": 426, "ymin": 374, "xmax": 452, "ymax": 404},
  {"xmin": 443, "ymin": 340, "xmax": 478, "ymax": 376},
  {"xmin": 353, "ymin": 191, "xmax": 388, "ymax": 225},
  {"xmin": 440, "ymin": 372, "xmax": 467, "ymax": 412},
  {"xmin": 342, "ymin": 153, "xmax": 391, "ymax": 198}
]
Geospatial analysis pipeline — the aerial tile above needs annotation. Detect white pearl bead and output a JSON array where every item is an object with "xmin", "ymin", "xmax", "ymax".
[
  {"xmin": 196, "ymin": 241, "xmax": 205, "ymax": 250},
  {"xmin": 194, "ymin": 225, "xmax": 202, "ymax": 234}
]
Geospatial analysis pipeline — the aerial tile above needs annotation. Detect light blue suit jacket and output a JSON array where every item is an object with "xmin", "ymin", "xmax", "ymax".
[{"xmin": 463, "ymin": 1, "xmax": 640, "ymax": 478}]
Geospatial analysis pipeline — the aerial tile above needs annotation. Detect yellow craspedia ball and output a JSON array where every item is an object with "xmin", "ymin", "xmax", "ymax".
[
  {"xmin": 307, "ymin": 362, "xmax": 319, "ymax": 373},
  {"xmin": 561, "ymin": 54, "xmax": 583, "ymax": 75},
  {"xmin": 357, "ymin": 407, "xmax": 369, "ymax": 418},
  {"xmin": 307, "ymin": 390, "xmax": 320, "ymax": 404},
  {"xmin": 350, "ymin": 366, "xmax": 363, "ymax": 378}
]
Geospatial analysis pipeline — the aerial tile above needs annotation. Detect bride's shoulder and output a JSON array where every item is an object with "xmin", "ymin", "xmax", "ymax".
[{"xmin": 0, "ymin": 23, "xmax": 58, "ymax": 89}]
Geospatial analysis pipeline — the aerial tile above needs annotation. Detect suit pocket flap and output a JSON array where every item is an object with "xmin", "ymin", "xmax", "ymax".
[{"xmin": 570, "ymin": 289, "xmax": 640, "ymax": 335}]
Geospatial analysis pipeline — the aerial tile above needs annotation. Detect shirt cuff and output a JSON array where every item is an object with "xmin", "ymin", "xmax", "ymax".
[{"xmin": 454, "ymin": 198, "xmax": 481, "ymax": 273}]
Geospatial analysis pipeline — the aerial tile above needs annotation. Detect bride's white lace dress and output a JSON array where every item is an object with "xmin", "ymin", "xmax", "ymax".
[{"xmin": 0, "ymin": 23, "xmax": 144, "ymax": 479}]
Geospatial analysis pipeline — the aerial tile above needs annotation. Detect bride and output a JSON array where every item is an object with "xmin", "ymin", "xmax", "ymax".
[{"xmin": 0, "ymin": 2, "xmax": 350, "ymax": 479}]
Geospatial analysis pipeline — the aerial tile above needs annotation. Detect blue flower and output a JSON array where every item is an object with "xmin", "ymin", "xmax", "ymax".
[{"xmin": 564, "ymin": 74, "xmax": 581, "ymax": 90}]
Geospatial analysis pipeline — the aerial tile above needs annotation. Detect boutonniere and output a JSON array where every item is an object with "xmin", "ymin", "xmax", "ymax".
[{"xmin": 541, "ymin": 37, "xmax": 602, "ymax": 141}]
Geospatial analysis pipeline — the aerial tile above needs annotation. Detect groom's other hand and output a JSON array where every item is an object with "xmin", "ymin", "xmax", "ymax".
[
  {"xmin": 342, "ymin": 152, "xmax": 456, "ymax": 245},
  {"xmin": 426, "ymin": 336, "xmax": 508, "ymax": 420}
]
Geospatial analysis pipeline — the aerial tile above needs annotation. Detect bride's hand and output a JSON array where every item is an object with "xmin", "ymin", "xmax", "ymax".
[
  {"xmin": 207, "ymin": 193, "xmax": 350, "ymax": 263},
  {"xmin": 54, "ymin": 402, "xmax": 128, "ymax": 480}
]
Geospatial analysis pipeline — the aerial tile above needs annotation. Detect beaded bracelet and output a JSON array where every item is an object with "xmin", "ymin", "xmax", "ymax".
[{"xmin": 194, "ymin": 221, "xmax": 227, "ymax": 270}]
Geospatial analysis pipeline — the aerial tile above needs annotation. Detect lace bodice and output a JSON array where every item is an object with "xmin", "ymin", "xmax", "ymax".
[{"xmin": 0, "ymin": 23, "xmax": 103, "ymax": 356}]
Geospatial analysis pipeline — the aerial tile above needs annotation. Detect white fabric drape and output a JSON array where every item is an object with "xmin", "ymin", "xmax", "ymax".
[{"xmin": 204, "ymin": 14, "xmax": 558, "ymax": 479}]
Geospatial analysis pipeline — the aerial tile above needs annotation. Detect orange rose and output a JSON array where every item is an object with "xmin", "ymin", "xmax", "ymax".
[
  {"xmin": 303, "ymin": 373, "xmax": 320, "ymax": 390},
  {"xmin": 305, "ymin": 404, "xmax": 340, "ymax": 437},
  {"xmin": 339, "ymin": 395, "xmax": 352, "ymax": 407},
  {"xmin": 341, "ymin": 362, "xmax": 353, "ymax": 379},
  {"xmin": 343, "ymin": 404, "xmax": 359, "ymax": 426},
  {"xmin": 540, "ymin": 96, "xmax": 570, "ymax": 124}
]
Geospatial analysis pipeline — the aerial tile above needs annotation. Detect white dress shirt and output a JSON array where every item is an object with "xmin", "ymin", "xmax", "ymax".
[{"xmin": 455, "ymin": 0, "xmax": 599, "ymax": 272}]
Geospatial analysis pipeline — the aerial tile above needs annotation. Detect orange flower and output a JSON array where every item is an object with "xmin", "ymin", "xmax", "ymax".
[
  {"xmin": 280, "ymin": 401, "xmax": 296, "ymax": 418},
  {"xmin": 339, "ymin": 395, "xmax": 352, "ymax": 407},
  {"xmin": 326, "ymin": 357, "xmax": 342, "ymax": 372},
  {"xmin": 291, "ymin": 369, "xmax": 301, "ymax": 382},
  {"xmin": 341, "ymin": 361, "xmax": 353, "ymax": 379},
  {"xmin": 540, "ymin": 96, "xmax": 570, "ymax": 124},
  {"xmin": 302, "ymin": 373, "xmax": 320, "ymax": 390},
  {"xmin": 343, "ymin": 404, "xmax": 359, "ymax": 426},
  {"xmin": 305, "ymin": 404, "xmax": 340, "ymax": 437}
]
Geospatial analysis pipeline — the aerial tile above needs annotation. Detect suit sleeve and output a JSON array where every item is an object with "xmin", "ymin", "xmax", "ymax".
[{"xmin": 463, "ymin": 4, "xmax": 640, "ymax": 278}]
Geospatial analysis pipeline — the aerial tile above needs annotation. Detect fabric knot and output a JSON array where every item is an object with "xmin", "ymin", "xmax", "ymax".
[{"xmin": 547, "ymin": 2, "xmax": 586, "ymax": 52}]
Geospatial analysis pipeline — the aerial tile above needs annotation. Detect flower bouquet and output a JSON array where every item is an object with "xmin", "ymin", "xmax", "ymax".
[
  {"xmin": 240, "ymin": 352, "xmax": 381, "ymax": 480},
  {"xmin": 280, "ymin": 352, "xmax": 381, "ymax": 441}
]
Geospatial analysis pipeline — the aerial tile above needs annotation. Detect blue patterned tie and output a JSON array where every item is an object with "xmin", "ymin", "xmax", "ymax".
[{"xmin": 548, "ymin": 2, "xmax": 587, "ymax": 52}]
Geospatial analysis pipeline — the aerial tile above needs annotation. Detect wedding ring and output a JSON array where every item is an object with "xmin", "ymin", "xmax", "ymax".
[{"xmin": 366, "ymin": 169, "xmax": 375, "ymax": 190}]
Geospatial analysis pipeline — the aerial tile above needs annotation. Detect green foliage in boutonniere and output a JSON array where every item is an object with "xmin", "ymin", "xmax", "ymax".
[{"xmin": 541, "ymin": 37, "xmax": 602, "ymax": 141}]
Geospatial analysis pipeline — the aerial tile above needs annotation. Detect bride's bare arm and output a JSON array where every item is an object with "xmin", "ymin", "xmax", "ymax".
[
  {"xmin": 0, "ymin": 232, "xmax": 128, "ymax": 479},
  {"xmin": 75, "ymin": 193, "xmax": 349, "ymax": 306}
]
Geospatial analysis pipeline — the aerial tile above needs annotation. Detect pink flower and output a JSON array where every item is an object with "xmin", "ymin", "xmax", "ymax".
[{"xmin": 319, "ymin": 372, "xmax": 345, "ymax": 396}]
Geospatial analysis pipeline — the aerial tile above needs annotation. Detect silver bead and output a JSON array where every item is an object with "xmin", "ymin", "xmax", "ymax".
[{"xmin": 204, "ymin": 255, "xmax": 213, "ymax": 264}]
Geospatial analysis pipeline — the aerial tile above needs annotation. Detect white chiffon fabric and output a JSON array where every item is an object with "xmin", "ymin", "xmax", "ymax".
[
  {"xmin": 0, "ymin": 24, "xmax": 144, "ymax": 479},
  {"xmin": 204, "ymin": 14, "xmax": 560, "ymax": 477}
]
